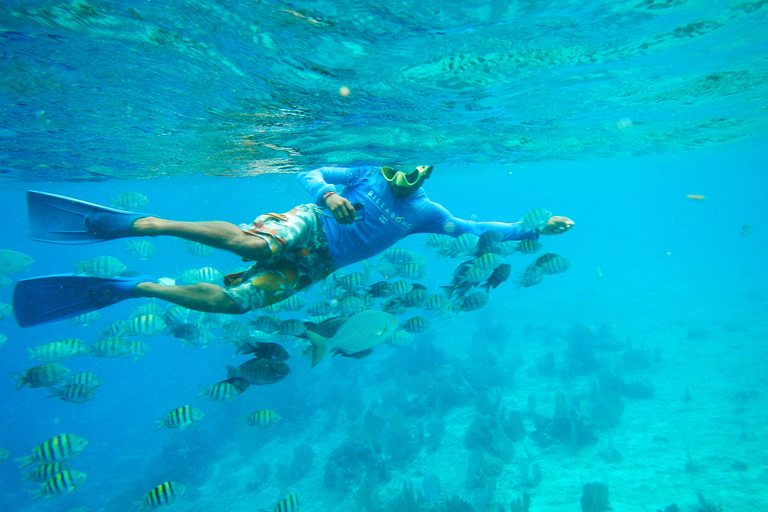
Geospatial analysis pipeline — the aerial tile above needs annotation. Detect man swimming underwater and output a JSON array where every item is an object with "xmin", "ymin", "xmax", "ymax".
[{"xmin": 13, "ymin": 165, "xmax": 574, "ymax": 326}]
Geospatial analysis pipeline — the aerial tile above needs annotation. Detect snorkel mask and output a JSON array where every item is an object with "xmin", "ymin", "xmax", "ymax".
[{"xmin": 381, "ymin": 165, "xmax": 433, "ymax": 187}]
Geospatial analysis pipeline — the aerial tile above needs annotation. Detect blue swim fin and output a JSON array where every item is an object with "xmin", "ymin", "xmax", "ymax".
[
  {"xmin": 27, "ymin": 190, "xmax": 151, "ymax": 244},
  {"xmin": 13, "ymin": 274, "xmax": 153, "ymax": 327}
]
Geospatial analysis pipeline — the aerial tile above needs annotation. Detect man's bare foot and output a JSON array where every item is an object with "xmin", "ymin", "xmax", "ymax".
[{"xmin": 539, "ymin": 216, "xmax": 574, "ymax": 235}]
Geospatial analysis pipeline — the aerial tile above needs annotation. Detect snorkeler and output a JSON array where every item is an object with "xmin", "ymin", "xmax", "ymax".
[{"xmin": 13, "ymin": 166, "xmax": 574, "ymax": 326}]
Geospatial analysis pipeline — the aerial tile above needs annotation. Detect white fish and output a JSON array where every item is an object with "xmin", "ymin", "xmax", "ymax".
[
  {"xmin": 0, "ymin": 249, "xmax": 35, "ymax": 275},
  {"xmin": 306, "ymin": 310, "xmax": 398, "ymax": 367}
]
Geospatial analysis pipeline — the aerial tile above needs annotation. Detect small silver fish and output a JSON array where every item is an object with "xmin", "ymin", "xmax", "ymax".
[{"xmin": 306, "ymin": 310, "xmax": 398, "ymax": 367}]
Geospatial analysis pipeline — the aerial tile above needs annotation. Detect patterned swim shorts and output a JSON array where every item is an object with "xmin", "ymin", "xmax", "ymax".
[{"xmin": 223, "ymin": 203, "xmax": 336, "ymax": 313}]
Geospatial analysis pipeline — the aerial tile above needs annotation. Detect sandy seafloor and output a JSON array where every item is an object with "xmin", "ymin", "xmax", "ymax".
[{"xmin": 2, "ymin": 140, "xmax": 767, "ymax": 512}]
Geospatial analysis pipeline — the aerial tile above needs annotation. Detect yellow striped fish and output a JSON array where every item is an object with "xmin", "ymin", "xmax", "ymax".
[
  {"xmin": 125, "ymin": 314, "xmax": 167, "ymax": 336},
  {"xmin": 75, "ymin": 255, "xmax": 127, "ymax": 278},
  {"xmin": 183, "ymin": 241, "xmax": 216, "ymax": 257},
  {"xmin": 125, "ymin": 240, "xmax": 158, "ymax": 260},
  {"xmin": 125, "ymin": 340, "xmax": 151, "ymax": 359},
  {"xmin": 22, "ymin": 462, "xmax": 69, "ymax": 482},
  {"xmin": 57, "ymin": 338, "xmax": 92, "ymax": 356},
  {"xmin": 112, "ymin": 192, "xmax": 149, "ymax": 209},
  {"xmin": 28, "ymin": 342, "xmax": 79, "ymax": 362},
  {"xmin": 244, "ymin": 409, "xmax": 281, "ymax": 427},
  {"xmin": 532, "ymin": 253, "xmax": 572, "ymax": 275},
  {"xmin": 197, "ymin": 382, "xmax": 240, "ymax": 402},
  {"xmin": 66, "ymin": 311, "xmax": 101, "ymax": 326},
  {"xmin": 63, "ymin": 372, "xmax": 103, "ymax": 388},
  {"xmin": 12, "ymin": 363, "xmax": 71, "ymax": 389},
  {"xmin": 136, "ymin": 481, "xmax": 186, "ymax": 510},
  {"xmin": 90, "ymin": 338, "xmax": 131, "ymax": 358},
  {"xmin": 155, "ymin": 405, "xmax": 205, "ymax": 430},
  {"xmin": 16, "ymin": 433, "xmax": 89, "ymax": 468},
  {"xmin": 30, "ymin": 469, "xmax": 88, "ymax": 500},
  {"xmin": 48, "ymin": 384, "xmax": 97, "ymax": 404},
  {"xmin": 274, "ymin": 491, "xmax": 301, "ymax": 512}
]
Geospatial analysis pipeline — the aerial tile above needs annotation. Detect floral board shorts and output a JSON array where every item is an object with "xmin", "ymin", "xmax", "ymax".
[{"xmin": 222, "ymin": 204, "xmax": 336, "ymax": 313}]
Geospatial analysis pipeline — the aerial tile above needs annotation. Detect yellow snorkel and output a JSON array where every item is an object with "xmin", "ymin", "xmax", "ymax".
[{"xmin": 381, "ymin": 165, "xmax": 433, "ymax": 187}]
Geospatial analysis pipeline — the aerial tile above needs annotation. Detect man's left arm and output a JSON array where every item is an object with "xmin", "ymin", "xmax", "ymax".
[{"xmin": 412, "ymin": 201, "xmax": 573, "ymax": 240}]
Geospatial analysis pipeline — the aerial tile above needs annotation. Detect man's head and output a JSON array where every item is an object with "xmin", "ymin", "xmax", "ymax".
[{"xmin": 382, "ymin": 165, "xmax": 433, "ymax": 198}]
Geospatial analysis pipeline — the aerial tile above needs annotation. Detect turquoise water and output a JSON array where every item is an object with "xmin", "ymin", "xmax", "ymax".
[{"xmin": 1, "ymin": 1, "xmax": 768, "ymax": 511}]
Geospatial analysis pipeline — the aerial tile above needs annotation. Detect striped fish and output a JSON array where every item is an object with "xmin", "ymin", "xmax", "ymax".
[
  {"xmin": 57, "ymin": 338, "xmax": 92, "ymax": 356},
  {"xmin": 28, "ymin": 342, "xmax": 79, "ymax": 362},
  {"xmin": 443, "ymin": 233, "xmax": 479, "ymax": 257},
  {"xmin": 183, "ymin": 241, "xmax": 216, "ymax": 257},
  {"xmin": 387, "ymin": 330, "xmax": 415, "ymax": 347},
  {"xmin": 62, "ymin": 372, "xmax": 103, "ymax": 388},
  {"xmin": 459, "ymin": 291, "xmax": 490, "ymax": 312},
  {"xmin": 178, "ymin": 267, "xmax": 222, "ymax": 284},
  {"xmin": 125, "ymin": 240, "xmax": 157, "ymax": 260},
  {"xmin": 75, "ymin": 255, "xmax": 127, "ymax": 278},
  {"xmin": 30, "ymin": 469, "xmax": 88, "ymax": 500},
  {"xmin": 274, "ymin": 491, "xmax": 301, "ymax": 512},
  {"xmin": 472, "ymin": 253, "xmax": 504, "ymax": 271},
  {"xmin": 532, "ymin": 253, "xmax": 572, "ymax": 275},
  {"xmin": 101, "ymin": 320, "xmax": 128, "ymax": 338},
  {"xmin": 244, "ymin": 409, "xmax": 281, "ymax": 427},
  {"xmin": 125, "ymin": 314, "xmax": 167, "ymax": 336},
  {"xmin": 155, "ymin": 405, "xmax": 205, "ymax": 430},
  {"xmin": 266, "ymin": 295, "xmax": 307, "ymax": 313},
  {"xmin": 197, "ymin": 382, "xmax": 240, "ymax": 402},
  {"xmin": 516, "ymin": 240, "xmax": 543, "ymax": 255},
  {"xmin": 306, "ymin": 301, "xmax": 335, "ymax": 317},
  {"xmin": 66, "ymin": 311, "xmax": 101, "ymax": 326},
  {"xmin": 520, "ymin": 208, "xmax": 552, "ymax": 230},
  {"xmin": 136, "ymin": 481, "xmax": 186, "ymax": 510},
  {"xmin": 163, "ymin": 306, "xmax": 190, "ymax": 327},
  {"xmin": 125, "ymin": 340, "xmax": 151, "ymax": 359},
  {"xmin": 22, "ymin": 462, "xmax": 69, "ymax": 482},
  {"xmin": 48, "ymin": 384, "xmax": 97, "ymax": 404},
  {"xmin": 337, "ymin": 296, "xmax": 365, "ymax": 315},
  {"xmin": 423, "ymin": 233, "xmax": 452, "ymax": 248},
  {"xmin": 90, "ymin": 338, "xmax": 131, "ymax": 358},
  {"xmin": 112, "ymin": 192, "xmax": 149, "ymax": 209},
  {"xmin": 440, "ymin": 303, "xmax": 464, "ymax": 319},
  {"xmin": 401, "ymin": 316, "xmax": 430, "ymax": 333},
  {"xmin": 390, "ymin": 280, "xmax": 414, "ymax": 296},
  {"xmin": 401, "ymin": 289, "xmax": 430, "ymax": 308},
  {"xmin": 279, "ymin": 319, "xmax": 306, "ymax": 337},
  {"xmin": 400, "ymin": 263, "xmax": 427, "ymax": 280},
  {"xmin": 338, "ymin": 271, "xmax": 368, "ymax": 291},
  {"xmin": 250, "ymin": 315, "xmax": 281, "ymax": 333},
  {"xmin": 12, "ymin": 363, "xmax": 71, "ymax": 389},
  {"xmin": 15, "ymin": 434, "xmax": 89, "ymax": 468},
  {"xmin": 424, "ymin": 293, "xmax": 448, "ymax": 311},
  {"xmin": 132, "ymin": 303, "xmax": 164, "ymax": 318},
  {"xmin": 515, "ymin": 266, "xmax": 545, "ymax": 288}
]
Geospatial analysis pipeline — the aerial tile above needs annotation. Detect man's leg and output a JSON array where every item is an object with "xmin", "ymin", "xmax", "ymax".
[
  {"xmin": 135, "ymin": 282, "xmax": 242, "ymax": 314},
  {"xmin": 132, "ymin": 218, "xmax": 271, "ymax": 262}
]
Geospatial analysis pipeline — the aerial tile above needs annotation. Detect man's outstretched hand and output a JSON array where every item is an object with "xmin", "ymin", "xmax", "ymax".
[{"xmin": 539, "ymin": 216, "xmax": 575, "ymax": 235}]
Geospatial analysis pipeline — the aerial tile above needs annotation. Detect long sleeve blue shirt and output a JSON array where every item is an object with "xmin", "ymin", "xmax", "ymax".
[{"xmin": 297, "ymin": 166, "xmax": 539, "ymax": 269}]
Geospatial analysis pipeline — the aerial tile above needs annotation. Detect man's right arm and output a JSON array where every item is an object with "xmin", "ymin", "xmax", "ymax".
[{"xmin": 296, "ymin": 167, "xmax": 369, "ymax": 207}]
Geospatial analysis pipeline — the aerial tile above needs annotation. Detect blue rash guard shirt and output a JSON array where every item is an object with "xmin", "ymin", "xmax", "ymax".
[{"xmin": 297, "ymin": 166, "xmax": 539, "ymax": 269}]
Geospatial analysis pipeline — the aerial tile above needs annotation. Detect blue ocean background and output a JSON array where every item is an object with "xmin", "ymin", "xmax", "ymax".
[{"xmin": 1, "ymin": 0, "xmax": 767, "ymax": 511}]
